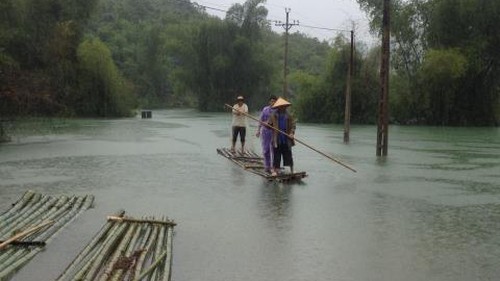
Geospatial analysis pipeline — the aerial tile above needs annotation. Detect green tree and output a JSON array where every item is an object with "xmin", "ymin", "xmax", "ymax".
[
  {"xmin": 418, "ymin": 48, "xmax": 467, "ymax": 125},
  {"xmin": 295, "ymin": 35, "xmax": 378, "ymax": 123},
  {"xmin": 76, "ymin": 37, "xmax": 136, "ymax": 117},
  {"xmin": 192, "ymin": 0, "xmax": 273, "ymax": 111},
  {"xmin": 425, "ymin": 0, "xmax": 500, "ymax": 125},
  {"xmin": 358, "ymin": 0, "xmax": 500, "ymax": 125}
]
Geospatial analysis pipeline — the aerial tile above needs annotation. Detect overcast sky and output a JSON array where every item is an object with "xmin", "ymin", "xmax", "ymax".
[{"xmin": 195, "ymin": 0, "xmax": 377, "ymax": 44}]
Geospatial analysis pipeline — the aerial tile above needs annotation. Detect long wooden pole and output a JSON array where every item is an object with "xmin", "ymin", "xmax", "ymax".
[
  {"xmin": 225, "ymin": 104, "xmax": 357, "ymax": 173},
  {"xmin": 0, "ymin": 220, "xmax": 54, "ymax": 250}
]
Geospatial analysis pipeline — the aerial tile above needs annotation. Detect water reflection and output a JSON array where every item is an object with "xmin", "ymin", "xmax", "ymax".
[{"xmin": 258, "ymin": 182, "xmax": 293, "ymax": 227}]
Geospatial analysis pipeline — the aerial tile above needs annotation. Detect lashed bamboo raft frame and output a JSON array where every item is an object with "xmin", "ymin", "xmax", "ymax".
[
  {"xmin": 56, "ymin": 212, "xmax": 176, "ymax": 281},
  {"xmin": 0, "ymin": 190, "xmax": 94, "ymax": 280},
  {"xmin": 216, "ymin": 148, "xmax": 307, "ymax": 182}
]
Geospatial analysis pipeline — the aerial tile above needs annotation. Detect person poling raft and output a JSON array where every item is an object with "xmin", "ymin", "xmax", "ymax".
[{"xmin": 224, "ymin": 98, "xmax": 357, "ymax": 173}]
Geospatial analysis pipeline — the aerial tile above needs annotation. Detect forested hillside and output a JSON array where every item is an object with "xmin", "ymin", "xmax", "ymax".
[{"xmin": 0, "ymin": 0, "xmax": 498, "ymax": 125}]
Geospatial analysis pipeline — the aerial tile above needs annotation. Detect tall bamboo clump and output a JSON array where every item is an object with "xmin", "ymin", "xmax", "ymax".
[
  {"xmin": 0, "ymin": 190, "xmax": 94, "ymax": 280},
  {"xmin": 56, "ymin": 214, "xmax": 176, "ymax": 281}
]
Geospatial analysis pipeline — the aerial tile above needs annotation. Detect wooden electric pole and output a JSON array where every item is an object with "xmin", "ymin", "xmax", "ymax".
[
  {"xmin": 275, "ymin": 8, "xmax": 298, "ymax": 98},
  {"xmin": 343, "ymin": 30, "xmax": 354, "ymax": 144},
  {"xmin": 377, "ymin": 0, "xmax": 391, "ymax": 156}
]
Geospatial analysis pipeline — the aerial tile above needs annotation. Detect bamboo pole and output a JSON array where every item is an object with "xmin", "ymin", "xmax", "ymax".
[
  {"xmin": 0, "ymin": 193, "xmax": 93, "ymax": 280},
  {"xmin": 0, "ymin": 249, "xmax": 30, "ymax": 279},
  {"xmin": 107, "ymin": 216, "xmax": 176, "ymax": 226},
  {"xmin": 80, "ymin": 223, "xmax": 128, "ymax": 281},
  {"xmin": 133, "ymin": 250, "xmax": 169, "ymax": 281},
  {"xmin": 0, "ymin": 241, "xmax": 45, "ymax": 247},
  {"xmin": 0, "ymin": 220, "xmax": 54, "ymax": 250},
  {"xmin": 57, "ymin": 210, "xmax": 125, "ymax": 281},
  {"xmin": 0, "ymin": 190, "xmax": 35, "ymax": 222},
  {"xmin": 150, "ymin": 222, "xmax": 166, "ymax": 280},
  {"xmin": 140, "ymin": 224, "xmax": 160, "ymax": 279},
  {"xmin": 162, "ymin": 226, "xmax": 174, "ymax": 281},
  {"xmin": 100, "ymin": 223, "xmax": 138, "ymax": 281},
  {"xmin": 55, "ymin": 222, "xmax": 116, "ymax": 281},
  {"xmin": 132, "ymin": 224, "xmax": 156, "ymax": 280},
  {"xmin": 0, "ymin": 194, "xmax": 50, "ymax": 235},
  {"xmin": 224, "ymin": 104, "xmax": 357, "ymax": 173}
]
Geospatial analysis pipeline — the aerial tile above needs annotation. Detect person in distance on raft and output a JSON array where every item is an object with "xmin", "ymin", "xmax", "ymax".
[
  {"xmin": 256, "ymin": 95, "xmax": 277, "ymax": 173},
  {"xmin": 268, "ymin": 97, "xmax": 295, "ymax": 176},
  {"xmin": 231, "ymin": 95, "xmax": 248, "ymax": 154}
]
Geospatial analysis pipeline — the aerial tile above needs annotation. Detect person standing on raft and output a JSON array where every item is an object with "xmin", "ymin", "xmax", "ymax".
[
  {"xmin": 231, "ymin": 95, "xmax": 248, "ymax": 153},
  {"xmin": 268, "ymin": 97, "xmax": 295, "ymax": 176},
  {"xmin": 256, "ymin": 95, "xmax": 277, "ymax": 173}
]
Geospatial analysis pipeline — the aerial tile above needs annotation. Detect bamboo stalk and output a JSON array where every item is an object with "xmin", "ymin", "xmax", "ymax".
[
  {"xmin": 0, "ymin": 240, "xmax": 45, "ymax": 247},
  {"xmin": 224, "ymin": 103, "xmax": 357, "ymax": 172},
  {"xmin": 0, "ymin": 249, "xmax": 30, "ymax": 279},
  {"xmin": 35, "ymin": 196, "xmax": 79, "ymax": 241},
  {"xmin": 0, "ymin": 248, "xmax": 23, "ymax": 272},
  {"xmin": 121, "ymin": 224, "xmax": 148, "ymax": 281},
  {"xmin": 80, "ymin": 223, "xmax": 128, "ymax": 281},
  {"xmin": 55, "ymin": 222, "xmax": 115, "ymax": 281},
  {"xmin": 40, "ymin": 195, "xmax": 94, "ymax": 242},
  {"xmin": 161, "ymin": 226, "xmax": 174, "ymax": 281},
  {"xmin": 133, "ymin": 250, "xmax": 169, "ymax": 281},
  {"xmin": 0, "ymin": 220, "xmax": 54, "ymax": 250},
  {"xmin": 107, "ymin": 216, "xmax": 176, "ymax": 227},
  {"xmin": 0, "ymin": 190, "xmax": 35, "ymax": 222},
  {"xmin": 150, "ymin": 222, "xmax": 166, "ymax": 280},
  {"xmin": 57, "ymin": 210, "xmax": 124, "ymax": 281},
  {"xmin": 0, "ymin": 193, "xmax": 93, "ymax": 280},
  {"xmin": 100, "ymin": 223, "xmax": 138, "ymax": 281},
  {"xmin": 132, "ymin": 224, "xmax": 155, "ymax": 280},
  {"xmin": 0, "ymin": 195, "xmax": 52, "ymax": 236},
  {"xmin": 135, "ymin": 224, "xmax": 159, "ymax": 280}
]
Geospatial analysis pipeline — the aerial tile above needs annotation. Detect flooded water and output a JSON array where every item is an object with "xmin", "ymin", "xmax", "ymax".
[{"xmin": 1, "ymin": 109, "xmax": 500, "ymax": 281}]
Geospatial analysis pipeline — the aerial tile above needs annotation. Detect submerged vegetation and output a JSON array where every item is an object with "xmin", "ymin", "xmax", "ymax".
[{"xmin": 0, "ymin": 0, "xmax": 498, "ymax": 126}]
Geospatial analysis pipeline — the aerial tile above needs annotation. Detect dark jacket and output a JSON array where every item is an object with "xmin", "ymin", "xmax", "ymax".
[{"xmin": 269, "ymin": 110, "xmax": 296, "ymax": 148}]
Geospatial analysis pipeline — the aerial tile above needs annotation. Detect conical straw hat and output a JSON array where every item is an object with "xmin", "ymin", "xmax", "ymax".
[{"xmin": 272, "ymin": 97, "xmax": 291, "ymax": 108}]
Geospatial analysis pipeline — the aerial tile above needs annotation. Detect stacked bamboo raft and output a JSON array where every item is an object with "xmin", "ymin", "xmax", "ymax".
[
  {"xmin": 0, "ymin": 190, "xmax": 94, "ymax": 280},
  {"xmin": 216, "ymin": 148, "xmax": 307, "ymax": 182},
  {"xmin": 56, "ymin": 213, "xmax": 176, "ymax": 281}
]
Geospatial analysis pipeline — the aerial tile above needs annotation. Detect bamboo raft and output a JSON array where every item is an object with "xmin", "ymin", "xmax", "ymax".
[
  {"xmin": 0, "ymin": 190, "xmax": 94, "ymax": 280},
  {"xmin": 216, "ymin": 148, "xmax": 307, "ymax": 182},
  {"xmin": 56, "ymin": 212, "xmax": 176, "ymax": 281}
]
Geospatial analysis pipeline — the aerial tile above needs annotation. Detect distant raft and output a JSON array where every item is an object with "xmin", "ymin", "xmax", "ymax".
[
  {"xmin": 56, "ymin": 212, "xmax": 176, "ymax": 281},
  {"xmin": 0, "ymin": 190, "xmax": 94, "ymax": 280},
  {"xmin": 216, "ymin": 147, "xmax": 307, "ymax": 182}
]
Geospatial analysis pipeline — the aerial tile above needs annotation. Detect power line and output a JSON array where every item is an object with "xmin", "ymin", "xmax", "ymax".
[
  {"xmin": 195, "ymin": 1, "xmax": 350, "ymax": 37},
  {"xmin": 299, "ymin": 24, "xmax": 351, "ymax": 33}
]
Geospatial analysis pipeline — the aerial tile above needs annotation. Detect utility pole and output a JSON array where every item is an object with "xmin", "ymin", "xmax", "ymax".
[
  {"xmin": 377, "ymin": 0, "xmax": 391, "ymax": 156},
  {"xmin": 343, "ymin": 30, "xmax": 354, "ymax": 144},
  {"xmin": 275, "ymin": 8, "xmax": 298, "ymax": 98}
]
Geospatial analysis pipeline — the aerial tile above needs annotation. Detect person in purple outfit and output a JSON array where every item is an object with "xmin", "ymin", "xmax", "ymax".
[{"xmin": 255, "ymin": 95, "xmax": 277, "ymax": 173}]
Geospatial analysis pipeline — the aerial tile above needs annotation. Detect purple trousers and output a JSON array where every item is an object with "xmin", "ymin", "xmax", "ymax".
[{"xmin": 261, "ymin": 128, "xmax": 273, "ymax": 170}]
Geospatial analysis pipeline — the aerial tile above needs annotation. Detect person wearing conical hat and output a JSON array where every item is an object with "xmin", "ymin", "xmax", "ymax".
[
  {"xmin": 268, "ymin": 97, "xmax": 295, "ymax": 176},
  {"xmin": 231, "ymin": 95, "xmax": 248, "ymax": 153}
]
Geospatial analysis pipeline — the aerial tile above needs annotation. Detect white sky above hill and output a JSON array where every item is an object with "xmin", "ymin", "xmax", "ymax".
[{"xmin": 196, "ymin": 0, "xmax": 378, "ymax": 45}]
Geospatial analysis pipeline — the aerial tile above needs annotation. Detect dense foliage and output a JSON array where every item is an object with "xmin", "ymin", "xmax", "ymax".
[
  {"xmin": 358, "ymin": 0, "xmax": 500, "ymax": 125},
  {"xmin": 0, "ymin": 0, "xmax": 136, "ymax": 117},
  {"xmin": 0, "ymin": 0, "xmax": 498, "ymax": 126}
]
